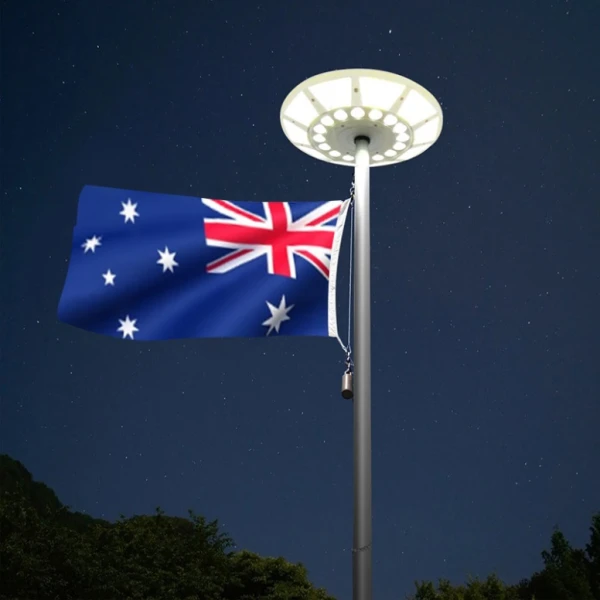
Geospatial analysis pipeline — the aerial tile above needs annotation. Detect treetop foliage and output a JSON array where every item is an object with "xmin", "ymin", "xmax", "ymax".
[{"xmin": 0, "ymin": 454, "xmax": 597, "ymax": 600}]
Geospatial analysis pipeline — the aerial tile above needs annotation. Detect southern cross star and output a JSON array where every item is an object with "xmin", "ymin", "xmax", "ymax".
[
  {"xmin": 102, "ymin": 269, "xmax": 116, "ymax": 285},
  {"xmin": 262, "ymin": 295, "xmax": 294, "ymax": 336},
  {"xmin": 120, "ymin": 198, "xmax": 139, "ymax": 223},
  {"xmin": 157, "ymin": 247, "xmax": 179, "ymax": 273},
  {"xmin": 117, "ymin": 315, "xmax": 139, "ymax": 339},
  {"xmin": 82, "ymin": 235, "xmax": 102, "ymax": 253}
]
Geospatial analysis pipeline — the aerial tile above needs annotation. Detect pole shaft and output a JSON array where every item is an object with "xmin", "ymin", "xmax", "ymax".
[{"xmin": 353, "ymin": 137, "xmax": 372, "ymax": 600}]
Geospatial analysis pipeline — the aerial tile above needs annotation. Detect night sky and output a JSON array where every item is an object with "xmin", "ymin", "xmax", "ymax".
[{"xmin": 2, "ymin": 1, "xmax": 599, "ymax": 599}]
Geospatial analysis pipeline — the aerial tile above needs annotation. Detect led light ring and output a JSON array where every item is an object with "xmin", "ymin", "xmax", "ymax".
[{"xmin": 306, "ymin": 106, "xmax": 416, "ymax": 164}]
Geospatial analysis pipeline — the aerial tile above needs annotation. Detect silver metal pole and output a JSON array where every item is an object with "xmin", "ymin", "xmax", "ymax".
[{"xmin": 353, "ymin": 136, "xmax": 372, "ymax": 600}]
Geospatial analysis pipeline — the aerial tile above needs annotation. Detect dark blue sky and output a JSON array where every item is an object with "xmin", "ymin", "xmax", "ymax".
[{"xmin": 2, "ymin": 1, "xmax": 599, "ymax": 599}]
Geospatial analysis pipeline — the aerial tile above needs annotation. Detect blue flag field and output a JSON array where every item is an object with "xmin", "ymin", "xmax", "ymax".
[{"xmin": 58, "ymin": 186, "xmax": 349, "ymax": 341}]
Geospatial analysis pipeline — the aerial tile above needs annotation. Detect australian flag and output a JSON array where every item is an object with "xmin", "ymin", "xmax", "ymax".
[{"xmin": 57, "ymin": 186, "xmax": 350, "ymax": 341}]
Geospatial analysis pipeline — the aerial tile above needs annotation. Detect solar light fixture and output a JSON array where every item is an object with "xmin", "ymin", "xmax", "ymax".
[{"xmin": 280, "ymin": 68, "xmax": 443, "ymax": 168}]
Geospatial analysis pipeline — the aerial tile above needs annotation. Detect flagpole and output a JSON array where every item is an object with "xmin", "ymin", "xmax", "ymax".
[
  {"xmin": 352, "ymin": 135, "xmax": 372, "ymax": 600},
  {"xmin": 280, "ymin": 68, "xmax": 443, "ymax": 600}
]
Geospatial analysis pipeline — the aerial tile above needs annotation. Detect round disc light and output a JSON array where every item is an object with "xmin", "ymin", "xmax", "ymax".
[{"xmin": 280, "ymin": 68, "xmax": 443, "ymax": 166}]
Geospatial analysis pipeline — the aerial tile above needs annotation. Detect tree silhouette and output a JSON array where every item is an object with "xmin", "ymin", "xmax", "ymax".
[
  {"xmin": 0, "ymin": 454, "xmax": 331, "ymax": 600},
  {"xmin": 1, "ymin": 454, "xmax": 597, "ymax": 600}
]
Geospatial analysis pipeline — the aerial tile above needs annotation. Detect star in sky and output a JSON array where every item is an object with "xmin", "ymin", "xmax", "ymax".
[
  {"xmin": 117, "ymin": 315, "xmax": 138, "ymax": 339},
  {"xmin": 102, "ymin": 269, "xmax": 116, "ymax": 285},
  {"xmin": 81, "ymin": 235, "xmax": 102, "ymax": 253},
  {"xmin": 157, "ymin": 247, "xmax": 179, "ymax": 273},
  {"xmin": 120, "ymin": 198, "xmax": 139, "ymax": 223},
  {"xmin": 262, "ymin": 295, "xmax": 294, "ymax": 335}
]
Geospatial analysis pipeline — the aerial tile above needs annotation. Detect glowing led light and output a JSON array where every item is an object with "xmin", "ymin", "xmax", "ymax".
[
  {"xmin": 384, "ymin": 149, "xmax": 397, "ymax": 157},
  {"xmin": 282, "ymin": 120, "xmax": 310, "ymax": 145},
  {"xmin": 350, "ymin": 107, "xmax": 365, "ymax": 119},
  {"xmin": 313, "ymin": 124, "xmax": 327, "ymax": 134},
  {"xmin": 321, "ymin": 115, "xmax": 335, "ymax": 126},
  {"xmin": 342, "ymin": 154, "xmax": 354, "ymax": 161},
  {"xmin": 397, "ymin": 89, "xmax": 437, "ymax": 125},
  {"xmin": 308, "ymin": 77, "xmax": 352, "ymax": 110},
  {"xmin": 282, "ymin": 92, "xmax": 319, "ymax": 126},
  {"xmin": 368, "ymin": 109, "xmax": 383, "ymax": 120},
  {"xmin": 413, "ymin": 117, "xmax": 440, "ymax": 145},
  {"xmin": 383, "ymin": 114, "xmax": 398, "ymax": 126},
  {"xmin": 373, "ymin": 153, "xmax": 384, "ymax": 161},
  {"xmin": 333, "ymin": 109, "xmax": 348, "ymax": 121},
  {"xmin": 329, "ymin": 150, "xmax": 341, "ymax": 157},
  {"xmin": 393, "ymin": 122, "xmax": 408, "ymax": 134},
  {"xmin": 318, "ymin": 143, "xmax": 331, "ymax": 151},
  {"xmin": 393, "ymin": 142, "xmax": 406, "ymax": 151},
  {"xmin": 359, "ymin": 77, "xmax": 406, "ymax": 111},
  {"xmin": 313, "ymin": 134, "xmax": 326, "ymax": 143},
  {"xmin": 396, "ymin": 133, "xmax": 410, "ymax": 142}
]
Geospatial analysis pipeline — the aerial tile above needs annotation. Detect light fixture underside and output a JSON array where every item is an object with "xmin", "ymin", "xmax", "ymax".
[{"xmin": 280, "ymin": 69, "xmax": 443, "ymax": 167}]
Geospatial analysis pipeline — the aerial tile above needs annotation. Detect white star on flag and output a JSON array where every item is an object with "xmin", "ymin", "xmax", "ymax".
[
  {"xmin": 262, "ymin": 295, "xmax": 294, "ymax": 335},
  {"xmin": 102, "ymin": 269, "xmax": 116, "ymax": 285},
  {"xmin": 119, "ymin": 198, "xmax": 139, "ymax": 223},
  {"xmin": 117, "ymin": 315, "xmax": 138, "ymax": 339},
  {"xmin": 157, "ymin": 247, "xmax": 179, "ymax": 272},
  {"xmin": 82, "ymin": 235, "xmax": 102, "ymax": 253}
]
